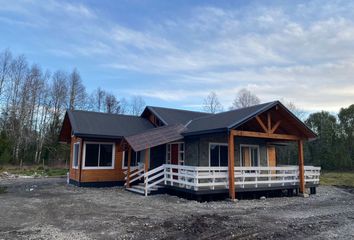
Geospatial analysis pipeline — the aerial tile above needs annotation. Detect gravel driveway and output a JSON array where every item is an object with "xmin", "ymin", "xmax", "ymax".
[{"xmin": 0, "ymin": 177, "xmax": 353, "ymax": 240}]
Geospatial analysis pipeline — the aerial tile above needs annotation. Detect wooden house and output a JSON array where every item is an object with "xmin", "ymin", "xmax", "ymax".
[{"xmin": 60, "ymin": 101, "xmax": 320, "ymax": 200}]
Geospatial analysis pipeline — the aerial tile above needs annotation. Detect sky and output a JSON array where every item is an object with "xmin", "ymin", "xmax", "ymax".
[{"xmin": 0, "ymin": 0, "xmax": 354, "ymax": 113}]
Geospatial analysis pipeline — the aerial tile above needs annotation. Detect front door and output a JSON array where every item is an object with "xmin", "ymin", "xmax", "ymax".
[{"xmin": 171, "ymin": 144, "xmax": 179, "ymax": 179}]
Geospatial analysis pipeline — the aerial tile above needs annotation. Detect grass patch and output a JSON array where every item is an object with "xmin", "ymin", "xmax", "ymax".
[
  {"xmin": 1, "ymin": 167, "xmax": 68, "ymax": 177},
  {"xmin": 320, "ymin": 171, "xmax": 354, "ymax": 187},
  {"xmin": 0, "ymin": 186, "xmax": 7, "ymax": 194}
]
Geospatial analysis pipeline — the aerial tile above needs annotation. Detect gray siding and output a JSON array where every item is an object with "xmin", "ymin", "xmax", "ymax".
[{"xmin": 185, "ymin": 134, "xmax": 270, "ymax": 167}]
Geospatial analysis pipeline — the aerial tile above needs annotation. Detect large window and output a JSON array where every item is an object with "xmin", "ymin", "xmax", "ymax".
[
  {"xmin": 83, "ymin": 142, "xmax": 115, "ymax": 169},
  {"xmin": 123, "ymin": 150, "xmax": 140, "ymax": 168},
  {"xmin": 72, "ymin": 142, "xmax": 80, "ymax": 169},
  {"xmin": 240, "ymin": 145, "xmax": 259, "ymax": 167},
  {"xmin": 209, "ymin": 143, "xmax": 228, "ymax": 167}
]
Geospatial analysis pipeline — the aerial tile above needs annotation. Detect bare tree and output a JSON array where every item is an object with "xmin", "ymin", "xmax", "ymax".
[
  {"xmin": 89, "ymin": 87, "xmax": 106, "ymax": 112},
  {"xmin": 230, "ymin": 88, "xmax": 260, "ymax": 110},
  {"xmin": 281, "ymin": 100, "xmax": 306, "ymax": 120},
  {"xmin": 0, "ymin": 49, "xmax": 12, "ymax": 100},
  {"xmin": 119, "ymin": 97, "xmax": 129, "ymax": 114},
  {"xmin": 130, "ymin": 96, "xmax": 145, "ymax": 116},
  {"xmin": 202, "ymin": 91, "xmax": 223, "ymax": 113},
  {"xmin": 104, "ymin": 93, "xmax": 120, "ymax": 114},
  {"xmin": 68, "ymin": 68, "xmax": 86, "ymax": 110}
]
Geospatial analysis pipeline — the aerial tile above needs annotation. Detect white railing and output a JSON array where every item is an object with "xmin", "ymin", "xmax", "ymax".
[
  {"xmin": 124, "ymin": 163, "xmax": 145, "ymax": 186},
  {"xmin": 142, "ymin": 164, "xmax": 321, "ymax": 195}
]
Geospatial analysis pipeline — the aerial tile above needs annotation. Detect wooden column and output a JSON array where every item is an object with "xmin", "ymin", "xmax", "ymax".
[
  {"xmin": 126, "ymin": 147, "xmax": 132, "ymax": 188},
  {"xmin": 144, "ymin": 148, "xmax": 149, "ymax": 173},
  {"xmin": 228, "ymin": 133, "xmax": 235, "ymax": 200},
  {"xmin": 298, "ymin": 140, "xmax": 305, "ymax": 194}
]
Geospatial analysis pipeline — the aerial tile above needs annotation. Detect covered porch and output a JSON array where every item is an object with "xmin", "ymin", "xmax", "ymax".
[{"xmin": 124, "ymin": 102, "xmax": 320, "ymax": 199}]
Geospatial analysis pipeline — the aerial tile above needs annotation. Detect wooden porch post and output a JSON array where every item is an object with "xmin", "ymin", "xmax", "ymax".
[
  {"xmin": 144, "ymin": 148, "xmax": 149, "ymax": 173},
  {"xmin": 228, "ymin": 132, "xmax": 235, "ymax": 200},
  {"xmin": 126, "ymin": 147, "xmax": 132, "ymax": 188},
  {"xmin": 298, "ymin": 140, "xmax": 305, "ymax": 194}
]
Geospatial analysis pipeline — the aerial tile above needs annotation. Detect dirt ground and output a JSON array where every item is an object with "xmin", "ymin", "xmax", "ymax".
[{"xmin": 0, "ymin": 178, "xmax": 353, "ymax": 240}]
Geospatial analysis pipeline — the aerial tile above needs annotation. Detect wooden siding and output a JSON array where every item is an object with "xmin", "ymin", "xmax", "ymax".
[{"xmin": 69, "ymin": 137, "xmax": 125, "ymax": 183}]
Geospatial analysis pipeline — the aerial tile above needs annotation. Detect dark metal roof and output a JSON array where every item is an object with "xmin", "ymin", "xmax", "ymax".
[
  {"xmin": 144, "ymin": 106, "xmax": 212, "ymax": 125},
  {"xmin": 125, "ymin": 124, "xmax": 185, "ymax": 152},
  {"xmin": 67, "ymin": 110, "xmax": 154, "ymax": 139},
  {"xmin": 183, "ymin": 102, "xmax": 277, "ymax": 135}
]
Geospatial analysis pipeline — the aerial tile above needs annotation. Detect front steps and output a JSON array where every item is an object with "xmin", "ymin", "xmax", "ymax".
[{"xmin": 126, "ymin": 183, "xmax": 163, "ymax": 196}]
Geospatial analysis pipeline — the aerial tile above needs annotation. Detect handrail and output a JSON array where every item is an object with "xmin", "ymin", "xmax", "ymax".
[{"xmin": 137, "ymin": 164, "xmax": 321, "ymax": 196}]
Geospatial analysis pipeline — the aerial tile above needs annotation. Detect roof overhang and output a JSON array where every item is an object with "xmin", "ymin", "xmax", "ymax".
[{"xmin": 125, "ymin": 124, "xmax": 185, "ymax": 152}]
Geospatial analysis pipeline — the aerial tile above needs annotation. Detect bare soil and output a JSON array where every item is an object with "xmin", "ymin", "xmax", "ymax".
[{"xmin": 0, "ymin": 178, "xmax": 353, "ymax": 240}]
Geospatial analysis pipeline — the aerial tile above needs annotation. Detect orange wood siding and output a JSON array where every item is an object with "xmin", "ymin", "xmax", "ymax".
[
  {"xmin": 267, "ymin": 146, "xmax": 276, "ymax": 167},
  {"xmin": 69, "ymin": 138, "xmax": 125, "ymax": 183},
  {"xmin": 69, "ymin": 136, "xmax": 81, "ymax": 181},
  {"xmin": 80, "ymin": 144, "xmax": 124, "ymax": 182}
]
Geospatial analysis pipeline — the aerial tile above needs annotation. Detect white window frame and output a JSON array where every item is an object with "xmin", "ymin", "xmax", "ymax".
[
  {"xmin": 72, "ymin": 142, "xmax": 80, "ymax": 169},
  {"xmin": 82, "ymin": 141, "xmax": 115, "ymax": 170},
  {"xmin": 239, "ymin": 144, "xmax": 260, "ymax": 167},
  {"xmin": 208, "ymin": 142, "xmax": 228, "ymax": 167},
  {"xmin": 122, "ymin": 150, "xmax": 140, "ymax": 169},
  {"xmin": 166, "ymin": 142, "xmax": 185, "ymax": 165}
]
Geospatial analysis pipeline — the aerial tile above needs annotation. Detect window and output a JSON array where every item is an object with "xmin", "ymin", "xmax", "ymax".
[
  {"xmin": 209, "ymin": 143, "xmax": 228, "ymax": 167},
  {"xmin": 72, "ymin": 142, "xmax": 80, "ymax": 169},
  {"xmin": 166, "ymin": 144, "xmax": 171, "ymax": 164},
  {"xmin": 83, "ymin": 142, "xmax": 114, "ymax": 169},
  {"xmin": 123, "ymin": 150, "xmax": 140, "ymax": 168},
  {"xmin": 240, "ymin": 145, "xmax": 259, "ymax": 167}
]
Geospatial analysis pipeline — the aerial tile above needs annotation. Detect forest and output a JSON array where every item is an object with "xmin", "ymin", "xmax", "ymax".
[{"xmin": 0, "ymin": 48, "xmax": 353, "ymax": 170}]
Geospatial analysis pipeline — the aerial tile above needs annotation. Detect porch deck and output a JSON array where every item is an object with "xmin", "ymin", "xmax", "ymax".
[{"xmin": 126, "ymin": 164, "xmax": 321, "ymax": 197}]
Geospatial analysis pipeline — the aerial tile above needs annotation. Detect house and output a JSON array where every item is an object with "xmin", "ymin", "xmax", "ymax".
[{"xmin": 59, "ymin": 101, "xmax": 321, "ymax": 200}]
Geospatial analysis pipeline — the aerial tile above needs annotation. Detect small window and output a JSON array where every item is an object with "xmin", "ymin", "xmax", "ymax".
[
  {"xmin": 209, "ymin": 143, "xmax": 228, "ymax": 167},
  {"xmin": 123, "ymin": 150, "xmax": 140, "ymax": 168},
  {"xmin": 72, "ymin": 142, "xmax": 80, "ymax": 168},
  {"xmin": 83, "ymin": 143, "xmax": 114, "ymax": 169}
]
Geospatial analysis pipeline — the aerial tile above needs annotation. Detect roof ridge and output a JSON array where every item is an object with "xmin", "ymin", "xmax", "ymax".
[
  {"xmin": 68, "ymin": 109, "xmax": 140, "ymax": 118},
  {"xmin": 147, "ymin": 105, "xmax": 212, "ymax": 115},
  {"xmin": 186, "ymin": 101, "xmax": 278, "ymax": 126}
]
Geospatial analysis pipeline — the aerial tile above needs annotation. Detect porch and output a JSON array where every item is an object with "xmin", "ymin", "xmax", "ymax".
[{"xmin": 125, "ymin": 164, "xmax": 321, "ymax": 197}]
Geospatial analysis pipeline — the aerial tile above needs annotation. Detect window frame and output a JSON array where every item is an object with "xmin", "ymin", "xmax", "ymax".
[
  {"xmin": 82, "ymin": 141, "xmax": 115, "ymax": 170},
  {"xmin": 166, "ymin": 142, "xmax": 185, "ymax": 165},
  {"xmin": 72, "ymin": 142, "xmax": 80, "ymax": 169},
  {"xmin": 239, "ymin": 144, "xmax": 260, "ymax": 167},
  {"xmin": 208, "ymin": 142, "xmax": 228, "ymax": 167},
  {"xmin": 122, "ymin": 150, "xmax": 140, "ymax": 169}
]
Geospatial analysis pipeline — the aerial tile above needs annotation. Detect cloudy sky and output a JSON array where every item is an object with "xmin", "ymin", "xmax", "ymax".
[{"xmin": 0, "ymin": 0, "xmax": 353, "ymax": 112}]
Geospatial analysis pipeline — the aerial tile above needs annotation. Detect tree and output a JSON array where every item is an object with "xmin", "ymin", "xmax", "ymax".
[
  {"xmin": 230, "ymin": 88, "xmax": 260, "ymax": 109},
  {"xmin": 89, "ymin": 87, "xmax": 106, "ymax": 112},
  {"xmin": 130, "ymin": 96, "xmax": 145, "ymax": 116},
  {"xmin": 305, "ymin": 111, "xmax": 339, "ymax": 169},
  {"xmin": 0, "ymin": 49, "xmax": 12, "ymax": 100},
  {"xmin": 338, "ymin": 104, "xmax": 354, "ymax": 168},
  {"xmin": 281, "ymin": 100, "xmax": 306, "ymax": 120},
  {"xmin": 68, "ymin": 68, "xmax": 86, "ymax": 110},
  {"xmin": 202, "ymin": 91, "xmax": 223, "ymax": 113},
  {"xmin": 104, "ymin": 93, "xmax": 120, "ymax": 114}
]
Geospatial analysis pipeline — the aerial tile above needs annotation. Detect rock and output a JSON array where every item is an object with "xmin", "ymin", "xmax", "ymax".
[{"xmin": 260, "ymin": 196, "xmax": 266, "ymax": 200}]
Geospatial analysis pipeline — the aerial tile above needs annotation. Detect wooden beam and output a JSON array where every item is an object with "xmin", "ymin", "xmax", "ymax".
[
  {"xmin": 231, "ymin": 130, "xmax": 300, "ymax": 141},
  {"xmin": 267, "ymin": 112, "xmax": 271, "ymax": 132},
  {"xmin": 298, "ymin": 140, "xmax": 305, "ymax": 194},
  {"xmin": 228, "ymin": 133, "xmax": 235, "ymax": 200},
  {"xmin": 270, "ymin": 120, "xmax": 281, "ymax": 133},
  {"xmin": 255, "ymin": 116, "xmax": 268, "ymax": 133},
  {"xmin": 144, "ymin": 148, "xmax": 149, "ymax": 173},
  {"xmin": 126, "ymin": 147, "xmax": 132, "ymax": 188}
]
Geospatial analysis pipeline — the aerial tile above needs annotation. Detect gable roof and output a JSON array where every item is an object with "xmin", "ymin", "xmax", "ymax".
[
  {"xmin": 183, "ymin": 102, "xmax": 277, "ymax": 135},
  {"xmin": 143, "ymin": 106, "xmax": 212, "ymax": 125},
  {"xmin": 63, "ymin": 110, "xmax": 154, "ymax": 139},
  {"xmin": 183, "ymin": 101, "xmax": 317, "ymax": 139}
]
